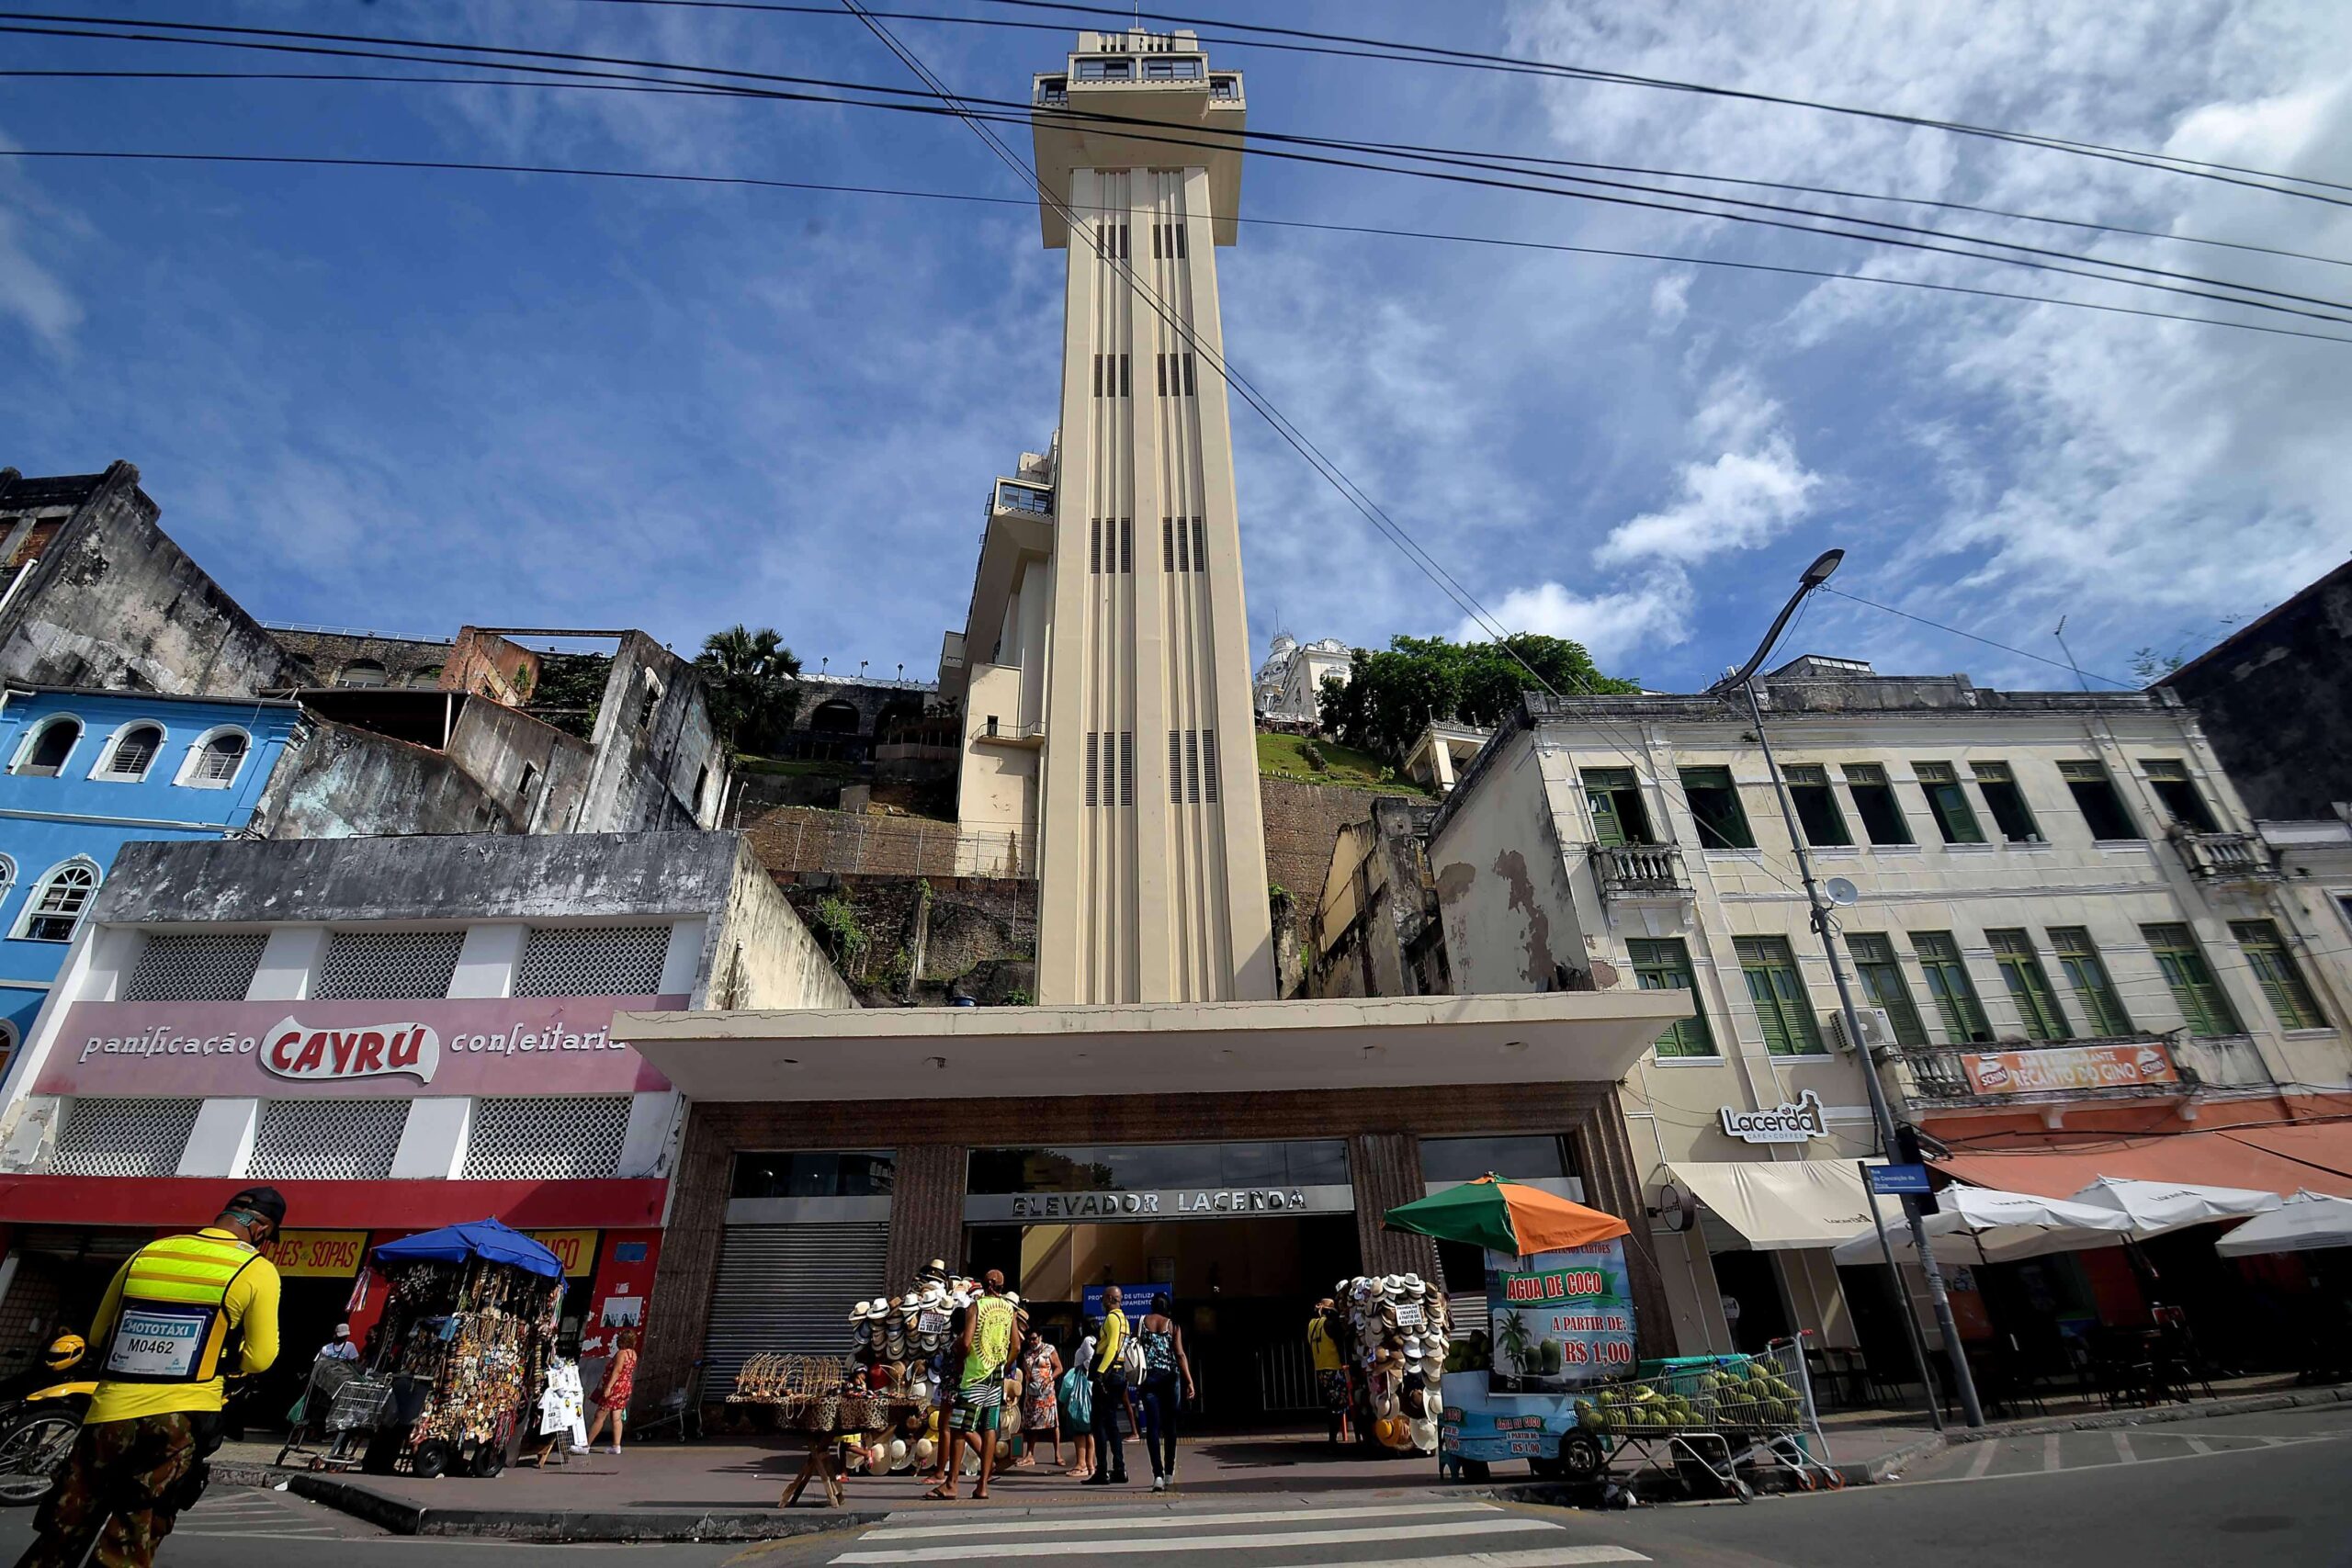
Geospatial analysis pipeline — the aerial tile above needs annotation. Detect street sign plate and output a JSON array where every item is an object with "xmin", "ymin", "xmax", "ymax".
[{"xmin": 1868, "ymin": 1164, "xmax": 1932, "ymax": 1196}]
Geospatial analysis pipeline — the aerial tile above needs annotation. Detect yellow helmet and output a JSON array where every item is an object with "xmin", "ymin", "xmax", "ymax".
[{"xmin": 45, "ymin": 1334, "xmax": 85, "ymax": 1370}]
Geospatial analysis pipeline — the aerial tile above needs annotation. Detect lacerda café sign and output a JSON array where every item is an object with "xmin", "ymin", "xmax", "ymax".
[
  {"xmin": 37, "ymin": 996, "xmax": 686, "ymax": 1099},
  {"xmin": 1719, "ymin": 1089, "xmax": 1830, "ymax": 1145}
]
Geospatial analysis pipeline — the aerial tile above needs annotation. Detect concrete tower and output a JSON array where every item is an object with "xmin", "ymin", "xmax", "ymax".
[{"xmin": 1029, "ymin": 30, "xmax": 1272, "ymax": 1004}]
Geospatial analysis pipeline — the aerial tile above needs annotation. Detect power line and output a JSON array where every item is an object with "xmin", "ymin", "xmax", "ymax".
[
  {"xmin": 955, "ymin": 0, "xmax": 2352, "ymax": 207},
  {"xmin": 9, "ymin": 16, "xmax": 2349, "ymax": 328},
  {"xmin": 1819, "ymin": 586, "xmax": 2138, "ymax": 689},
  {"xmin": 11, "ymin": 140, "xmax": 2344, "ymax": 349},
  {"xmin": 548, "ymin": 0, "xmax": 2352, "ymax": 265}
]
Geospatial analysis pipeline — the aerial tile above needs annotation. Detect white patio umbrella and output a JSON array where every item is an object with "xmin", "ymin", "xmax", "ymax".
[
  {"xmin": 2064, "ymin": 1176, "xmax": 2282, "ymax": 1239},
  {"xmin": 2214, "ymin": 1190, "xmax": 2352, "ymax": 1257},
  {"xmin": 1831, "ymin": 1185, "xmax": 2136, "ymax": 1268}
]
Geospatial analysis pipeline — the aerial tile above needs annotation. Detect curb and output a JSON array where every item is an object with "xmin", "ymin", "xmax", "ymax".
[
  {"xmin": 283, "ymin": 1474, "xmax": 888, "ymax": 1542},
  {"xmin": 1940, "ymin": 1380, "xmax": 2352, "ymax": 1446},
  {"xmin": 1834, "ymin": 1430, "xmax": 1945, "ymax": 1485}
]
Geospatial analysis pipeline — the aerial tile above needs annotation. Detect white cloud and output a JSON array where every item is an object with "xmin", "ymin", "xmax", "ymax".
[
  {"xmin": 1595, "ymin": 378, "xmax": 1821, "ymax": 566},
  {"xmin": 1649, "ymin": 273, "xmax": 1691, "ymax": 331},
  {"xmin": 0, "ymin": 207, "xmax": 80, "ymax": 357},
  {"xmin": 1453, "ymin": 573, "xmax": 1694, "ymax": 666}
]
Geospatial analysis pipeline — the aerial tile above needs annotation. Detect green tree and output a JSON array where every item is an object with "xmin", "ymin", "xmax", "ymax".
[
  {"xmin": 696, "ymin": 625, "xmax": 803, "ymax": 754},
  {"xmin": 1318, "ymin": 634, "xmax": 1634, "ymax": 762}
]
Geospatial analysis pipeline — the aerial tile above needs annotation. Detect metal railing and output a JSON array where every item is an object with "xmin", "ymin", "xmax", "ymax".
[
  {"xmin": 1588, "ymin": 841, "xmax": 1693, "ymax": 898},
  {"xmin": 741, "ymin": 806, "xmax": 1034, "ymax": 880},
  {"xmin": 1891, "ymin": 1035, "xmax": 2195, "ymax": 1106},
  {"xmin": 2170, "ymin": 829, "xmax": 2278, "ymax": 883}
]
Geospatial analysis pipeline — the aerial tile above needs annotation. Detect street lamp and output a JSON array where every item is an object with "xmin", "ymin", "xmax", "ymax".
[{"xmin": 1712, "ymin": 548, "xmax": 1985, "ymax": 1429}]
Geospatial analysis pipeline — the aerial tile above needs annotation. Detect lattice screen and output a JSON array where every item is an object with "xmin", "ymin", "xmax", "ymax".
[
  {"xmin": 119, "ymin": 932, "xmax": 268, "ymax": 1003},
  {"xmin": 514, "ymin": 925, "xmax": 671, "ymax": 998},
  {"xmin": 51, "ymin": 1098, "xmax": 201, "ymax": 1177},
  {"xmin": 313, "ymin": 929, "xmax": 464, "ymax": 1000},
  {"xmin": 247, "ymin": 1100, "xmax": 407, "ymax": 1180},
  {"xmin": 461, "ymin": 1097, "xmax": 631, "ymax": 1180}
]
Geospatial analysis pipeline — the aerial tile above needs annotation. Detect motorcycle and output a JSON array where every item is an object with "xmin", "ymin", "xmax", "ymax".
[{"xmin": 0, "ymin": 1336, "xmax": 95, "ymax": 1506}]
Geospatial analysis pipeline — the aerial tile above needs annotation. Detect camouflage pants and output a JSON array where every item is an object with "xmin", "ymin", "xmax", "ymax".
[{"xmin": 14, "ymin": 1413, "xmax": 201, "ymax": 1568}]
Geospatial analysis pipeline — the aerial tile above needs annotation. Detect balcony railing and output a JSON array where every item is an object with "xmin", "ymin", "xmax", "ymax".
[
  {"xmin": 2170, "ymin": 829, "xmax": 2278, "ymax": 883},
  {"xmin": 1588, "ymin": 842, "xmax": 1692, "ymax": 900},
  {"xmin": 1891, "ymin": 1035, "xmax": 2199, "ymax": 1107}
]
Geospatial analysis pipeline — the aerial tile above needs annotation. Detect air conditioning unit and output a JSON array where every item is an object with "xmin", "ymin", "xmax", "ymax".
[{"xmin": 1829, "ymin": 1006, "xmax": 1897, "ymax": 1055}]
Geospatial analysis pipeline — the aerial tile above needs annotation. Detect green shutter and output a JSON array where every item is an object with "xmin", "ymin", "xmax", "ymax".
[
  {"xmin": 1583, "ymin": 768, "xmax": 1632, "ymax": 846},
  {"xmin": 2229, "ymin": 920, "xmax": 2324, "ymax": 1030},
  {"xmin": 2049, "ymin": 928, "xmax": 2132, "ymax": 1036},
  {"xmin": 1988, "ymin": 931, "xmax": 2070, "ymax": 1041},
  {"xmin": 1914, "ymin": 762, "xmax": 1984, "ymax": 844},
  {"xmin": 2143, "ymin": 923, "xmax": 2244, "ymax": 1036},
  {"xmin": 1629, "ymin": 938, "xmax": 1715, "ymax": 1058},
  {"xmin": 1736, "ymin": 937, "xmax": 1825, "ymax": 1056},
  {"xmin": 1912, "ymin": 931, "xmax": 1992, "ymax": 1043},
  {"xmin": 1847, "ymin": 932, "xmax": 1928, "ymax": 1046}
]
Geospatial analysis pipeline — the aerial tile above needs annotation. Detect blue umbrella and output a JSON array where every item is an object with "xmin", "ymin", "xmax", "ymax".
[{"xmin": 372, "ymin": 1218, "xmax": 564, "ymax": 1279}]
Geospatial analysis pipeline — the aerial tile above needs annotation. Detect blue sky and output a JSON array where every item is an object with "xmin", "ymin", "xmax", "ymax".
[{"xmin": 4, "ymin": 1, "xmax": 2348, "ymax": 694}]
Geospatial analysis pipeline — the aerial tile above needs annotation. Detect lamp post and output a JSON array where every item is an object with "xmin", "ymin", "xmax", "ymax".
[{"xmin": 1713, "ymin": 548, "xmax": 1984, "ymax": 1429}]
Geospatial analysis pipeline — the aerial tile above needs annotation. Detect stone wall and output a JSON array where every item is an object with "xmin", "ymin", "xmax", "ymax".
[
  {"xmin": 252, "ymin": 717, "xmax": 520, "ymax": 840},
  {"xmin": 1259, "ymin": 775, "xmax": 1377, "ymax": 939},
  {"xmin": 268, "ymin": 629, "xmax": 453, "ymax": 690},
  {"xmin": 776, "ymin": 873, "xmax": 1035, "ymax": 1005}
]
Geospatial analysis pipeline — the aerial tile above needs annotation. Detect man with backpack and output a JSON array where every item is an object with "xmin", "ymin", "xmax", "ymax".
[{"xmin": 1084, "ymin": 1285, "xmax": 1133, "ymax": 1486}]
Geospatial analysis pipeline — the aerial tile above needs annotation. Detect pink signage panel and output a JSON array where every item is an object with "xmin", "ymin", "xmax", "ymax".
[{"xmin": 37, "ymin": 996, "xmax": 687, "ymax": 1099}]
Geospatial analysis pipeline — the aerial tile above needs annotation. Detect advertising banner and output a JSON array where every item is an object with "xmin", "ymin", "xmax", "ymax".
[
  {"xmin": 1485, "ymin": 1240, "xmax": 1638, "ymax": 1393},
  {"xmin": 35, "ymin": 996, "xmax": 686, "ymax": 1099},
  {"xmin": 526, "ymin": 1229, "xmax": 602, "ymax": 1280},
  {"xmin": 1960, "ymin": 1042, "xmax": 2177, "ymax": 1097},
  {"xmin": 259, "ymin": 1229, "xmax": 368, "ymax": 1279}
]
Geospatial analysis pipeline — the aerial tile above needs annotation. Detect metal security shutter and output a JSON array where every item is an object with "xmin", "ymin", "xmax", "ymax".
[{"xmin": 701, "ymin": 1222, "xmax": 890, "ymax": 1382}]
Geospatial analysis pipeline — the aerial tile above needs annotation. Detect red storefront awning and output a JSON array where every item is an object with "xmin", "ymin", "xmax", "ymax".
[
  {"xmin": 0, "ymin": 1177, "xmax": 666, "ymax": 1232},
  {"xmin": 1936, "ymin": 1122, "xmax": 2352, "ymax": 1201}
]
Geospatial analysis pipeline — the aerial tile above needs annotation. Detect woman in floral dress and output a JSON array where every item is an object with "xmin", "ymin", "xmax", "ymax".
[{"xmin": 1012, "ymin": 1328, "xmax": 1062, "ymax": 1469}]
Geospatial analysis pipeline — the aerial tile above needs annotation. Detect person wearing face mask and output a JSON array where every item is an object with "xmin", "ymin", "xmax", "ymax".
[{"xmin": 14, "ymin": 1186, "xmax": 286, "ymax": 1568}]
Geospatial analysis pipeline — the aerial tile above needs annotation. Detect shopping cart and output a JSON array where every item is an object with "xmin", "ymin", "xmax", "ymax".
[{"xmin": 1566, "ymin": 1336, "xmax": 1842, "ymax": 1501}]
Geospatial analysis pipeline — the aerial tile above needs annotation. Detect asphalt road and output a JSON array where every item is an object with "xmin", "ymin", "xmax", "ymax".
[{"xmin": 0, "ymin": 1405, "xmax": 2342, "ymax": 1567}]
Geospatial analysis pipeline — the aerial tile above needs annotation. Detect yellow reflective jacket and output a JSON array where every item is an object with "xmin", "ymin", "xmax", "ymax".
[{"xmin": 86, "ymin": 1228, "xmax": 281, "ymax": 1425}]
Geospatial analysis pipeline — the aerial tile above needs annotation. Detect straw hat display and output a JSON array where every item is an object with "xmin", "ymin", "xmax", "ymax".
[{"xmin": 1333, "ymin": 1270, "xmax": 1448, "ymax": 1453}]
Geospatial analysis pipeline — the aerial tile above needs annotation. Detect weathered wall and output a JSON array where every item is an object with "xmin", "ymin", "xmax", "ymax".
[
  {"xmin": 252, "ymin": 719, "xmax": 519, "ymax": 840},
  {"xmin": 93, "ymin": 829, "xmax": 750, "ymax": 925},
  {"xmin": 0, "ymin": 462, "xmax": 302, "ymax": 697},
  {"xmin": 443, "ymin": 697, "xmax": 594, "ymax": 833},
  {"xmin": 1311, "ymin": 797, "xmax": 1444, "ymax": 1001},
  {"xmin": 2159, "ymin": 560, "xmax": 2352, "ymax": 821},
  {"xmin": 576, "ymin": 632, "xmax": 723, "ymax": 833},
  {"xmin": 706, "ymin": 842, "xmax": 859, "ymax": 1011},
  {"xmin": 776, "ymin": 874, "xmax": 1036, "ymax": 1005},
  {"xmin": 1258, "ymin": 774, "xmax": 1375, "ymax": 939},
  {"xmin": 269, "ymin": 629, "xmax": 453, "ymax": 690},
  {"xmin": 1428, "ymin": 728, "xmax": 1589, "ymax": 993}
]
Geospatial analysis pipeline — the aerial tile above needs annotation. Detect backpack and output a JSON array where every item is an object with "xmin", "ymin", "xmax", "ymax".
[{"xmin": 1118, "ymin": 1334, "xmax": 1148, "ymax": 1382}]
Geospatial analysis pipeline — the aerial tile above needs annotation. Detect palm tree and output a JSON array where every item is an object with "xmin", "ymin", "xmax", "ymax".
[
  {"xmin": 696, "ymin": 626, "xmax": 802, "ymax": 755},
  {"xmin": 1497, "ymin": 1311, "xmax": 1533, "ymax": 1377}
]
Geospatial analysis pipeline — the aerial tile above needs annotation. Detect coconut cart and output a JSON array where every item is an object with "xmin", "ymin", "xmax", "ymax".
[
  {"xmin": 1569, "ymin": 1337, "xmax": 1842, "ymax": 1500},
  {"xmin": 345, "ymin": 1221, "xmax": 567, "ymax": 1480},
  {"xmin": 1384, "ymin": 1176, "xmax": 1639, "ymax": 1486}
]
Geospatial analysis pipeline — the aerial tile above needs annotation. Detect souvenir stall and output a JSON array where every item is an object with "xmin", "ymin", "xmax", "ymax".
[
  {"xmin": 1328, "ymin": 1271, "xmax": 1451, "ymax": 1457},
  {"xmin": 729, "ymin": 1268, "xmax": 979, "ymax": 1506},
  {"xmin": 336, "ymin": 1221, "xmax": 567, "ymax": 1480}
]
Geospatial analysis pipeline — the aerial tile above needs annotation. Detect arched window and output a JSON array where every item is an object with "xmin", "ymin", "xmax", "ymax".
[
  {"xmin": 407, "ymin": 666, "xmax": 445, "ymax": 688},
  {"xmin": 0, "ymin": 855, "xmax": 18, "ymax": 906},
  {"xmin": 97, "ymin": 722, "xmax": 166, "ymax": 779},
  {"xmin": 808, "ymin": 699, "xmax": 862, "ymax": 736},
  {"xmin": 15, "ymin": 859, "xmax": 99, "ymax": 943},
  {"xmin": 176, "ymin": 727, "xmax": 252, "ymax": 789},
  {"xmin": 337, "ymin": 660, "xmax": 387, "ymax": 688},
  {"xmin": 12, "ymin": 716, "xmax": 82, "ymax": 777}
]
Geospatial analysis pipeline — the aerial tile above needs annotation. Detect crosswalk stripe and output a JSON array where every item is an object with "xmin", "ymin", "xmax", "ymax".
[
  {"xmin": 1962, "ymin": 1444, "xmax": 1997, "ymax": 1480},
  {"xmin": 2183, "ymin": 1437, "xmax": 2211, "ymax": 1454},
  {"xmin": 2041, "ymin": 1434, "xmax": 2061, "ymax": 1472},
  {"xmin": 865, "ymin": 1503, "xmax": 1503, "ymax": 1542},
  {"xmin": 1261, "ymin": 1551, "xmax": 1647, "ymax": 1568},
  {"xmin": 837, "ymin": 1517, "xmax": 1561, "ymax": 1563},
  {"xmin": 2111, "ymin": 1432, "xmax": 2137, "ymax": 1464}
]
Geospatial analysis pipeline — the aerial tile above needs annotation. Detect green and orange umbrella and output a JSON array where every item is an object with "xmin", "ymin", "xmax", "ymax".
[{"xmin": 1384, "ymin": 1174, "xmax": 1631, "ymax": 1258}]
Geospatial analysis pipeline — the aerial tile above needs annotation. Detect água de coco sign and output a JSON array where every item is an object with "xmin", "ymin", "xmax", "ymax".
[{"xmin": 1486, "ymin": 1240, "xmax": 1637, "ymax": 1393}]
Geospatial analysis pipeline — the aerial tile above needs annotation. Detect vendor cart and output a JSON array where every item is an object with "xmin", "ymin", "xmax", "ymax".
[
  {"xmin": 322, "ymin": 1221, "xmax": 565, "ymax": 1480},
  {"xmin": 1562, "ymin": 1338, "xmax": 1842, "ymax": 1500}
]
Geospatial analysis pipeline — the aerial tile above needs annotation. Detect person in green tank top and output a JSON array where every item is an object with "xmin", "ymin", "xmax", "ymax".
[{"xmin": 931, "ymin": 1270, "xmax": 1017, "ymax": 1501}]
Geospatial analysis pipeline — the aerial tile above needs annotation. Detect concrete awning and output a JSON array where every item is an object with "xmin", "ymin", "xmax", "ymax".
[{"xmin": 615, "ymin": 991, "xmax": 1690, "ymax": 1103}]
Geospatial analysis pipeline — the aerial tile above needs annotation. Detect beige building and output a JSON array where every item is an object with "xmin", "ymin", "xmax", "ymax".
[
  {"xmin": 1253, "ymin": 634, "xmax": 1351, "ymax": 726},
  {"xmin": 940, "ymin": 30, "xmax": 1271, "ymax": 1006},
  {"xmin": 1400, "ymin": 657, "xmax": 2352, "ymax": 1369}
]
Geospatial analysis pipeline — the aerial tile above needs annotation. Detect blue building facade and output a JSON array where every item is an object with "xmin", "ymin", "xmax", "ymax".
[{"xmin": 0, "ymin": 687, "xmax": 302, "ymax": 1060}]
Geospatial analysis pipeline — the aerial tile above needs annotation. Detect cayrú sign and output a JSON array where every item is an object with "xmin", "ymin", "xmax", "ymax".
[{"xmin": 1719, "ymin": 1089, "xmax": 1829, "ymax": 1145}]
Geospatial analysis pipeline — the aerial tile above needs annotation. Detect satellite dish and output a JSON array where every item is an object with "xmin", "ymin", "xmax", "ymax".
[{"xmin": 1825, "ymin": 876, "xmax": 1860, "ymax": 908}]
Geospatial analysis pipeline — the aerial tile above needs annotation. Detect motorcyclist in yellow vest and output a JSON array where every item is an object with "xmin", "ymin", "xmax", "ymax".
[{"xmin": 14, "ymin": 1186, "xmax": 285, "ymax": 1568}]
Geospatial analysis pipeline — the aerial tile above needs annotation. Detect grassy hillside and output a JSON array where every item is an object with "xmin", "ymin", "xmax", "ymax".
[{"xmin": 1256, "ymin": 732, "xmax": 1430, "ymax": 795}]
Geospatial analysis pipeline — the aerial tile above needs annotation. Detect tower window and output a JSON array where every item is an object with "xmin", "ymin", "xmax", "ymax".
[
  {"xmin": 1086, "ymin": 730, "xmax": 1100, "ymax": 806},
  {"xmin": 1192, "ymin": 517, "xmax": 1206, "ymax": 572},
  {"xmin": 1175, "ymin": 514, "xmax": 1191, "ymax": 572},
  {"xmin": 1162, "ymin": 518, "xmax": 1175, "ymax": 572},
  {"xmin": 1120, "ymin": 518, "xmax": 1132, "ymax": 574},
  {"xmin": 1182, "ymin": 352, "xmax": 1196, "ymax": 395},
  {"xmin": 1120, "ymin": 731, "xmax": 1135, "ymax": 807},
  {"xmin": 1168, "ymin": 730, "xmax": 1182, "ymax": 803},
  {"xmin": 1202, "ymin": 728, "xmax": 1219, "ymax": 802},
  {"xmin": 1091, "ymin": 517, "xmax": 1102, "ymax": 574},
  {"xmin": 1120, "ymin": 354, "xmax": 1131, "ymax": 397},
  {"xmin": 1185, "ymin": 728, "xmax": 1202, "ymax": 803}
]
